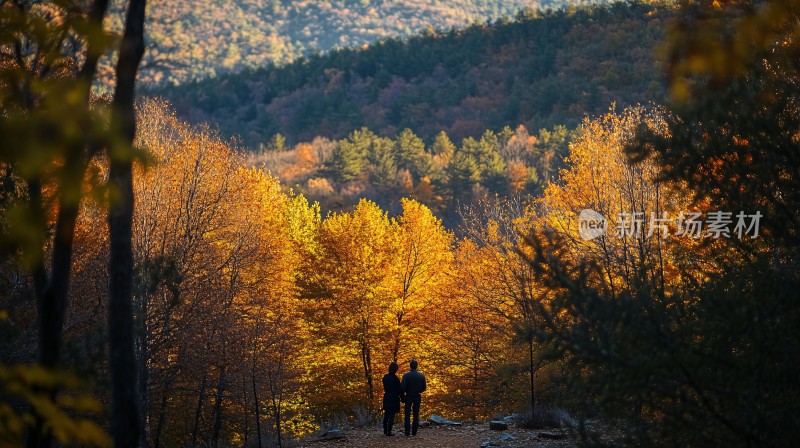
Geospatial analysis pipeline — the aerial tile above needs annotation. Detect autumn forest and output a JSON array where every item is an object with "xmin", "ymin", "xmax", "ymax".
[{"xmin": 1, "ymin": 1, "xmax": 799, "ymax": 448}]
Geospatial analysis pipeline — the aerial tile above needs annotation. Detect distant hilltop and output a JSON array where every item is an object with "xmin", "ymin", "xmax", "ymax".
[
  {"xmin": 99, "ymin": 0, "xmax": 568, "ymax": 87},
  {"xmin": 158, "ymin": 1, "xmax": 668, "ymax": 147}
]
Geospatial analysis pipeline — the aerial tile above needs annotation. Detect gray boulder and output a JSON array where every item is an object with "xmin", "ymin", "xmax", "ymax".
[
  {"xmin": 321, "ymin": 429, "xmax": 343, "ymax": 437},
  {"xmin": 538, "ymin": 431, "xmax": 566, "ymax": 440},
  {"xmin": 308, "ymin": 429, "xmax": 345, "ymax": 442},
  {"xmin": 489, "ymin": 421, "xmax": 508, "ymax": 430},
  {"xmin": 430, "ymin": 415, "xmax": 462, "ymax": 426}
]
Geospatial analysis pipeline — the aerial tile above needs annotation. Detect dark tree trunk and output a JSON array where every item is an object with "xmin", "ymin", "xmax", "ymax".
[
  {"xmin": 271, "ymin": 397, "xmax": 283, "ymax": 448},
  {"xmin": 392, "ymin": 311, "xmax": 404, "ymax": 362},
  {"xmin": 108, "ymin": 2, "xmax": 146, "ymax": 448},
  {"xmin": 252, "ymin": 362, "xmax": 263, "ymax": 448},
  {"xmin": 36, "ymin": 196, "xmax": 79, "ymax": 369},
  {"xmin": 472, "ymin": 357, "xmax": 479, "ymax": 421},
  {"xmin": 23, "ymin": 0, "xmax": 113, "ymax": 444},
  {"xmin": 267, "ymin": 339, "xmax": 287, "ymax": 448},
  {"xmin": 211, "ymin": 365, "xmax": 226, "ymax": 448},
  {"xmin": 242, "ymin": 379, "xmax": 249, "ymax": 444},
  {"xmin": 528, "ymin": 337, "xmax": 536, "ymax": 415},
  {"xmin": 191, "ymin": 369, "xmax": 208, "ymax": 448},
  {"xmin": 137, "ymin": 292, "xmax": 150, "ymax": 448},
  {"xmin": 152, "ymin": 366, "xmax": 176, "ymax": 448},
  {"xmin": 153, "ymin": 385, "xmax": 169, "ymax": 448},
  {"xmin": 25, "ymin": 176, "xmax": 81, "ymax": 448},
  {"xmin": 23, "ymin": 5, "xmax": 113, "ymax": 446},
  {"xmin": 360, "ymin": 339, "xmax": 374, "ymax": 401}
]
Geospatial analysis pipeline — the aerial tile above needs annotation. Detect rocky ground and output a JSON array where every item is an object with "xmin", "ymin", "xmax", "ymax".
[{"xmin": 299, "ymin": 422, "xmax": 579, "ymax": 448}]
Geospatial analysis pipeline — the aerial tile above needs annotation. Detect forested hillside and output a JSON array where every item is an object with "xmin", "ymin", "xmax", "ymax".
[
  {"xmin": 162, "ymin": 1, "xmax": 669, "ymax": 147},
  {"xmin": 249, "ymin": 124, "xmax": 575, "ymax": 223},
  {"xmin": 105, "ymin": 0, "xmax": 556, "ymax": 86}
]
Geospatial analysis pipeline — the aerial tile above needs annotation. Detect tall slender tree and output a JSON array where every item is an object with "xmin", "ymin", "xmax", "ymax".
[{"xmin": 108, "ymin": 1, "xmax": 147, "ymax": 448}]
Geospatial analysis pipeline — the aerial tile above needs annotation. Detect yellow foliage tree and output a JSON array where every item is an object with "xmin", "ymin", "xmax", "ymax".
[{"xmin": 299, "ymin": 199, "xmax": 397, "ymax": 411}]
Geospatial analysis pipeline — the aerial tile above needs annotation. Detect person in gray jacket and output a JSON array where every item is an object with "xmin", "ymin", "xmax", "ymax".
[{"xmin": 401, "ymin": 359, "xmax": 427, "ymax": 436}]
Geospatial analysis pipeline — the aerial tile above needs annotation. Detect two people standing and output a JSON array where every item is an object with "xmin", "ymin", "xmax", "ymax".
[{"xmin": 382, "ymin": 359, "xmax": 427, "ymax": 436}]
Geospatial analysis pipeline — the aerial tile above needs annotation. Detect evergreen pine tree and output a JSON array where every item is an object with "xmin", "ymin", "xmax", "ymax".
[
  {"xmin": 368, "ymin": 137, "xmax": 398, "ymax": 187},
  {"xmin": 446, "ymin": 150, "xmax": 481, "ymax": 200},
  {"xmin": 266, "ymin": 133, "xmax": 287, "ymax": 152},
  {"xmin": 430, "ymin": 131, "xmax": 456, "ymax": 158},
  {"xmin": 394, "ymin": 128, "xmax": 433, "ymax": 180},
  {"xmin": 327, "ymin": 128, "xmax": 374, "ymax": 182}
]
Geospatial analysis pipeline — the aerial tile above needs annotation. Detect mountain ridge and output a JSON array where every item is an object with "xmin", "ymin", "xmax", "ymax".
[
  {"xmin": 120, "ymin": 0, "xmax": 565, "ymax": 86},
  {"xmin": 159, "ymin": 1, "xmax": 669, "ymax": 148}
]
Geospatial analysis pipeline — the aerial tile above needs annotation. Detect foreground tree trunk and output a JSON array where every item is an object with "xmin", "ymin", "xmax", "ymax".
[
  {"xmin": 137, "ymin": 291, "xmax": 150, "ymax": 448},
  {"xmin": 26, "ymin": 180, "xmax": 82, "ymax": 448},
  {"xmin": 108, "ymin": 2, "xmax": 146, "ymax": 448},
  {"xmin": 20, "ymin": 2, "xmax": 112, "ymax": 447}
]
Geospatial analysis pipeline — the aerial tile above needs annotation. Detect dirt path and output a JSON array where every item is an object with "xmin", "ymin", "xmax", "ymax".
[{"xmin": 299, "ymin": 423, "xmax": 578, "ymax": 448}]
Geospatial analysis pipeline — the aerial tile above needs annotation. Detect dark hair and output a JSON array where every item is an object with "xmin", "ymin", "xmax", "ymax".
[
  {"xmin": 389, "ymin": 362, "xmax": 399, "ymax": 374},
  {"xmin": 410, "ymin": 359, "xmax": 418, "ymax": 370}
]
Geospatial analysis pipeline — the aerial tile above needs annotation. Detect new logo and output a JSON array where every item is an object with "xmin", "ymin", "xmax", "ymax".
[{"xmin": 578, "ymin": 209, "xmax": 607, "ymax": 241}]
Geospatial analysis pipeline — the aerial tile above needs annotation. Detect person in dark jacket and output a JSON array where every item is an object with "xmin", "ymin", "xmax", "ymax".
[
  {"xmin": 382, "ymin": 362, "xmax": 403, "ymax": 436},
  {"xmin": 401, "ymin": 359, "xmax": 427, "ymax": 436}
]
